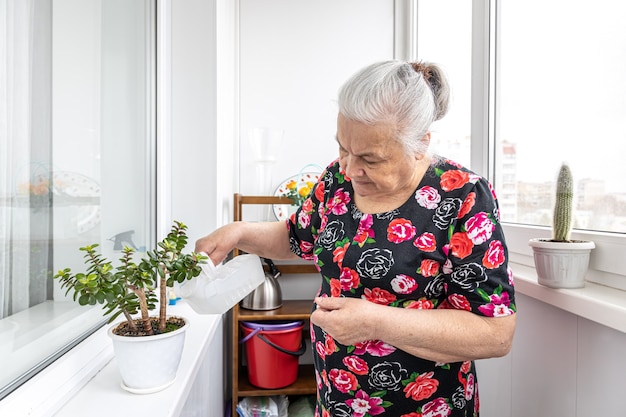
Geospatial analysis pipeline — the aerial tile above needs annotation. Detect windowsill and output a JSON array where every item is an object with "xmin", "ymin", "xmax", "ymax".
[
  {"xmin": 0, "ymin": 301, "xmax": 223, "ymax": 416},
  {"xmin": 511, "ymin": 262, "xmax": 626, "ymax": 334}
]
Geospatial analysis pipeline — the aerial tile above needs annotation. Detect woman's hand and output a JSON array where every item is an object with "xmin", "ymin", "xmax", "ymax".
[
  {"xmin": 195, "ymin": 221, "xmax": 299, "ymax": 266},
  {"xmin": 311, "ymin": 296, "xmax": 381, "ymax": 346},
  {"xmin": 195, "ymin": 222, "xmax": 243, "ymax": 265}
]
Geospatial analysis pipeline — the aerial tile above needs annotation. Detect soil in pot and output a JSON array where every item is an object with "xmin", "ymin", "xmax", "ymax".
[{"xmin": 112, "ymin": 316, "xmax": 186, "ymax": 336}]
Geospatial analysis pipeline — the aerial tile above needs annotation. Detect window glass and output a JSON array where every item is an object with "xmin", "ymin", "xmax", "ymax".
[
  {"xmin": 0, "ymin": 0, "xmax": 154, "ymax": 398},
  {"xmin": 498, "ymin": 0, "xmax": 626, "ymax": 233},
  {"xmin": 417, "ymin": 0, "xmax": 472, "ymax": 168}
]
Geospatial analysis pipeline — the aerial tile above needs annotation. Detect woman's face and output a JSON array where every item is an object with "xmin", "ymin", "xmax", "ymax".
[{"xmin": 336, "ymin": 113, "xmax": 426, "ymax": 200}]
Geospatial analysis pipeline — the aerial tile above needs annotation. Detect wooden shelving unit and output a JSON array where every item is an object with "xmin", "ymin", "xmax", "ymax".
[{"xmin": 231, "ymin": 194, "xmax": 318, "ymax": 416}]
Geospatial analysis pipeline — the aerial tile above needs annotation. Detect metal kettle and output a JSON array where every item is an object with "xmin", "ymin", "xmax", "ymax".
[{"xmin": 241, "ymin": 258, "xmax": 283, "ymax": 310}]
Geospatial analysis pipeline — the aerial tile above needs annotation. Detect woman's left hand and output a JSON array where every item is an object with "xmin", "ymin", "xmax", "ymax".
[{"xmin": 311, "ymin": 296, "xmax": 382, "ymax": 346}]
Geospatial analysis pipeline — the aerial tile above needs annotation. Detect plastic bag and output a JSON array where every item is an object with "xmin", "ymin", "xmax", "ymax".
[{"xmin": 236, "ymin": 395, "xmax": 288, "ymax": 417}]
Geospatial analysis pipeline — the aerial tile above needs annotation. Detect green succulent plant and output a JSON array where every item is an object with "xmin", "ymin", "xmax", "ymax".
[
  {"xmin": 54, "ymin": 220, "xmax": 207, "ymax": 335},
  {"xmin": 552, "ymin": 163, "xmax": 573, "ymax": 242}
]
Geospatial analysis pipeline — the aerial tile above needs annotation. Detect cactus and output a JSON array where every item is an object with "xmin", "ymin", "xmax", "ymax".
[{"xmin": 552, "ymin": 163, "xmax": 573, "ymax": 242}]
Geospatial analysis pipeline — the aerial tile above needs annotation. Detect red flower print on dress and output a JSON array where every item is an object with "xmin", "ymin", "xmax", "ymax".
[
  {"xmin": 401, "ymin": 413, "xmax": 423, "ymax": 417},
  {"xmin": 343, "ymin": 355, "xmax": 369, "ymax": 375},
  {"xmin": 301, "ymin": 197, "xmax": 314, "ymax": 213},
  {"xmin": 314, "ymin": 180, "xmax": 325, "ymax": 202},
  {"xmin": 482, "ymin": 240, "xmax": 505, "ymax": 269},
  {"xmin": 327, "ymin": 188, "xmax": 350, "ymax": 215},
  {"xmin": 449, "ymin": 232, "xmax": 474, "ymax": 259},
  {"xmin": 353, "ymin": 340, "xmax": 396, "ymax": 357},
  {"xmin": 387, "ymin": 218, "xmax": 417, "ymax": 243},
  {"xmin": 421, "ymin": 397, "xmax": 452, "ymax": 417},
  {"xmin": 330, "ymin": 278, "xmax": 341, "ymax": 297},
  {"xmin": 414, "ymin": 232, "xmax": 437, "ymax": 252},
  {"xmin": 458, "ymin": 191, "xmax": 476, "ymax": 219},
  {"xmin": 446, "ymin": 293, "xmax": 471, "ymax": 311},
  {"xmin": 363, "ymin": 287, "xmax": 397, "ymax": 305},
  {"xmin": 354, "ymin": 214, "xmax": 375, "ymax": 247},
  {"xmin": 391, "ymin": 274, "xmax": 418, "ymax": 294},
  {"xmin": 340, "ymin": 267, "xmax": 361, "ymax": 291},
  {"xmin": 329, "ymin": 368, "xmax": 358, "ymax": 393},
  {"xmin": 440, "ymin": 170, "xmax": 470, "ymax": 192},
  {"xmin": 465, "ymin": 212, "xmax": 495, "ymax": 245},
  {"xmin": 415, "ymin": 186, "xmax": 442, "ymax": 209},
  {"xmin": 419, "ymin": 259, "xmax": 440, "ymax": 277},
  {"xmin": 403, "ymin": 371, "xmax": 439, "ymax": 401},
  {"xmin": 404, "ymin": 298, "xmax": 434, "ymax": 310},
  {"xmin": 346, "ymin": 390, "xmax": 386, "ymax": 417},
  {"xmin": 333, "ymin": 240, "xmax": 350, "ymax": 267}
]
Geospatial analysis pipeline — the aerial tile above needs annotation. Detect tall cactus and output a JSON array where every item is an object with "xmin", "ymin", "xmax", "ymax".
[{"xmin": 553, "ymin": 163, "xmax": 573, "ymax": 242}]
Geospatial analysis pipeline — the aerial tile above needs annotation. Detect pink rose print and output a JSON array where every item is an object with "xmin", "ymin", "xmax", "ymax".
[
  {"xmin": 419, "ymin": 259, "xmax": 440, "ymax": 277},
  {"xmin": 415, "ymin": 186, "xmax": 441, "ymax": 209},
  {"xmin": 482, "ymin": 240, "xmax": 505, "ymax": 269},
  {"xmin": 387, "ymin": 218, "xmax": 416, "ymax": 243},
  {"xmin": 299, "ymin": 240, "xmax": 313, "ymax": 254},
  {"xmin": 343, "ymin": 355, "xmax": 369, "ymax": 375},
  {"xmin": 353, "ymin": 340, "xmax": 396, "ymax": 357},
  {"xmin": 421, "ymin": 397, "xmax": 452, "ymax": 417},
  {"xmin": 414, "ymin": 232, "xmax": 437, "ymax": 252},
  {"xmin": 297, "ymin": 210, "xmax": 311, "ymax": 228},
  {"xmin": 478, "ymin": 292, "xmax": 514, "ymax": 317},
  {"xmin": 391, "ymin": 274, "xmax": 418, "ymax": 294},
  {"xmin": 354, "ymin": 214, "xmax": 375, "ymax": 246},
  {"xmin": 465, "ymin": 212, "xmax": 495, "ymax": 245},
  {"xmin": 465, "ymin": 373, "xmax": 475, "ymax": 401},
  {"xmin": 327, "ymin": 189, "xmax": 351, "ymax": 215},
  {"xmin": 362, "ymin": 287, "xmax": 397, "ymax": 305},
  {"xmin": 329, "ymin": 368, "xmax": 358, "ymax": 393},
  {"xmin": 340, "ymin": 267, "xmax": 361, "ymax": 291},
  {"xmin": 346, "ymin": 390, "xmax": 386, "ymax": 417},
  {"xmin": 403, "ymin": 371, "xmax": 439, "ymax": 401}
]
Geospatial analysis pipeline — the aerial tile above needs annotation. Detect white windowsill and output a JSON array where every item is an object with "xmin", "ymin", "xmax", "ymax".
[
  {"xmin": 511, "ymin": 262, "xmax": 626, "ymax": 334},
  {"xmin": 0, "ymin": 301, "xmax": 223, "ymax": 417}
]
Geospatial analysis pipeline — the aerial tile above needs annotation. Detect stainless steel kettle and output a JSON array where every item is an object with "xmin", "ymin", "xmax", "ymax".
[{"xmin": 241, "ymin": 258, "xmax": 283, "ymax": 310}]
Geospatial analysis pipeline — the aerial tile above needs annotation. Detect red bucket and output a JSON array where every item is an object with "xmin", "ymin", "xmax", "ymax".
[{"xmin": 240, "ymin": 321, "xmax": 306, "ymax": 389}]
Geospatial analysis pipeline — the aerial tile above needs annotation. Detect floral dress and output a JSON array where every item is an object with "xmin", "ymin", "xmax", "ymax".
[{"xmin": 287, "ymin": 158, "xmax": 516, "ymax": 417}]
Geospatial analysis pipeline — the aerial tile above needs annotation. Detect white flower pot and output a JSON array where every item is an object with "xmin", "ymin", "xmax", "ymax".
[
  {"xmin": 528, "ymin": 239, "xmax": 595, "ymax": 289},
  {"xmin": 108, "ymin": 317, "xmax": 189, "ymax": 394}
]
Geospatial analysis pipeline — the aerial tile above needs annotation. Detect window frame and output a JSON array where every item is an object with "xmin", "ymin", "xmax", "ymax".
[{"xmin": 469, "ymin": 0, "xmax": 626, "ymax": 291}]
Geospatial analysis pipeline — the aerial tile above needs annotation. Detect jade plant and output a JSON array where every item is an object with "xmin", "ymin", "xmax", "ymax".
[
  {"xmin": 54, "ymin": 220, "xmax": 207, "ymax": 335},
  {"xmin": 552, "ymin": 163, "xmax": 574, "ymax": 242}
]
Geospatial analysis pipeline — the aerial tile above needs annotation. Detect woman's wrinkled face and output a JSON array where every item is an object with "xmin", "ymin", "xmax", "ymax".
[{"xmin": 336, "ymin": 113, "xmax": 423, "ymax": 200}]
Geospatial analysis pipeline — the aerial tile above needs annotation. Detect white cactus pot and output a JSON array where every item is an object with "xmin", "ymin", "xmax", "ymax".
[
  {"xmin": 528, "ymin": 239, "xmax": 595, "ymax": 289},
  {"xmin": 108, "ymin": 317, "xmax": 189, "ymax": 394}
]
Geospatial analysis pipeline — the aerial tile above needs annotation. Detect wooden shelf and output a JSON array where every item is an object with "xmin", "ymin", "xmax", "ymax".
[
  {"xmin": 231, "ymin": 194, "xmax": 317, "ymax": 416},
  {"xmin": 238, "ymin": 299, "xmax": 313, "ymax": 321},
  {"xmin": 237, "ymin": 364, "xmax": 317, "ymax": 397}
]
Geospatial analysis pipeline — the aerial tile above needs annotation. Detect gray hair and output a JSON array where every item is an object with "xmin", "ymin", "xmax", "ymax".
[{"xmin": 337, "ymin": 60, "xmax": 450, "ymax": 155}]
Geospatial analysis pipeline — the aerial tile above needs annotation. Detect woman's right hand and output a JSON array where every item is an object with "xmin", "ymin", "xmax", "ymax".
[{"xmin": 195, "ymin": 222, "xmax": 243, "ymax": 265}]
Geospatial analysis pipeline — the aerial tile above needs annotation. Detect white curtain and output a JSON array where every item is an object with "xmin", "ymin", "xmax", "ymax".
[{"xmin": 0, "ymin": 0, "xmax": 52, "ymax": 318}]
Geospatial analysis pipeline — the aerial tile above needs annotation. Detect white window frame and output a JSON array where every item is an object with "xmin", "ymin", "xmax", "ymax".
[{"xmin": 469, "ymin": 0, "xmax": 626, "ymax": 293}]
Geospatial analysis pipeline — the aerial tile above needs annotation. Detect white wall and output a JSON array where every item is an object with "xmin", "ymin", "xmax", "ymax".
[{"xmin": 238, "ymin": 0, "xmax": 394, "ymax": 201}]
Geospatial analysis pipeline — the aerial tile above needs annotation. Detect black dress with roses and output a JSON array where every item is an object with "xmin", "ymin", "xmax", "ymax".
[{"xmin": 287, "ymin": 158, "xmax": 516, "ymax": 417}]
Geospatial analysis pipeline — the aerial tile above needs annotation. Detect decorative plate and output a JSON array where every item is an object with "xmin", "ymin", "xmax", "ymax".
[{"xmin": 272, "ymin": 171, "xmax": 321, "ymax": 221}]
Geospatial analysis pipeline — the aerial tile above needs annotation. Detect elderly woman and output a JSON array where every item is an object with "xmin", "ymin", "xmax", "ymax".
[{"xmin": 196, "ymin": 60, "xmax": 516, "ymax": 416}]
